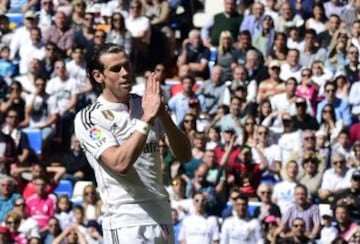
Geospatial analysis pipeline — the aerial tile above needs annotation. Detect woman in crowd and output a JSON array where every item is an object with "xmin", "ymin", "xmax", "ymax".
[
  {"xmin": 106, "ymin": 12, "xmax": 132, "ymax": 55},
  {"xmin": 310, "ymin": 60, "xmax": 333, "ymax": 98},
  {"xmin": 253, "ymin": 15, "xmax": 275, "ymax": 59},
  {"xmin": 298, "ymin": 152, "xmax": 323, "ymax": 200},
  {"xmin": 191, "ymin": 132, "xmax": 206, "ymax": 160},
  {"xmin": 326, "ymin": 29, "xmax": 352, "ymax": 73},
  {"xmin": 81, "ymin": 184, "xmax": 102, "ymax": 222},
  {"xmin": 4, "ymin": 212, "xmax": 27, "ymax": 244},
  {"xmin": 296, "ymin": 68, "xmax": 319, "ymax": 112},
  {"xmin": 179, "ymin": 113, "xmax": 197, "ymax": 143},
  {"xmin": 319, "ymin": 104, "xmax": 344, "ymax": 143},
  {"xmin": 216, "ymin": 30, "xmax": 238, "ymax": 81},
  {"xmin": 242, "ymin": 115, "xmax": 257, "ymax": 146},
  {"xmin": 268, "ymin": 32, "xmax": 288, "ymax": 64},
  {"xmin": 305, "ymin": 3, "xmax": 327, "ymax": 34}
]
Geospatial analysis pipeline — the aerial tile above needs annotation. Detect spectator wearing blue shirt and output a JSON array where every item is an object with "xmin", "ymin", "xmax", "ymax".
[
  {"xmin": 240, "ymin": 2, "xmax": 266, "ymax": 37},
  {"xmin": 0, "ymin": 46, "xmax": 16, "ymax": 85},
  {"xmin": 168, "ymin": 75, "xmax": 204, "ymax": 125},
  {"xmin": 317, "ymin": 81, "xmax": 352, "ymax": 128},
  {"xmin": 0, "ymin": 176, "xmax": 20, "ymax": 222}
]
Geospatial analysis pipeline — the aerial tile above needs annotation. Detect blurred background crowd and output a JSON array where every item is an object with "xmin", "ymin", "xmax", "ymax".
[{"xmin": 0, "ymin": 0, "xmax": 358, "ymax": 243}]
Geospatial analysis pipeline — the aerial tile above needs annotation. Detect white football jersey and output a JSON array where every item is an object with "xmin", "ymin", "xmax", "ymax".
[{"xmin": 74, "ymin": 94, "xmax": 171, "ymax": 229}]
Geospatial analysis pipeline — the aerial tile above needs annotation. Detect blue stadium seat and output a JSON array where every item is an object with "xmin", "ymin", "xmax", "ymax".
[
  {"xmin": 23, "ymin": 128, "xmax": 42, "ymax": 155},
  {"xmin": 248, "ymin": 201, "xmax": 261, "ymax": 217},
  {"xmin": 54, "ymin": 180, "xmax": 73, "ymax": 198}
]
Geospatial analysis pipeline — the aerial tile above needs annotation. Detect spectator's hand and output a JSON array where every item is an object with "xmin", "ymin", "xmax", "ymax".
[
  {"xmin": 182, "ymin": 39, "xmax": 190, "ymax": 49},
  {"xmin": 142, "ymin": 73, "xmax": 161, "ymax": 124}
]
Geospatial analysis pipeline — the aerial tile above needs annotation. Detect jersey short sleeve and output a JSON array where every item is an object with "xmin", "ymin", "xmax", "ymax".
[{"xmin": 74, "ymin": 103, "xmax": 118, "ymax": 160}]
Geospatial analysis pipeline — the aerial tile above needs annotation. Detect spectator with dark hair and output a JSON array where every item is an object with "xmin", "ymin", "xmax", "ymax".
[
  {"xmin": 106, "ymin": 12, "xmax": 131, "ymax": 55},
  {"xmin": 299, "ymin": 29, "xmax": 326, "ymax": 68},
  {"xmin": 332, "ymin": 169, "xmax": 360, "ymax": 223},
  {"xmin": 0, "ymin": 46, "xmax": 16, "ymax": 84},
  {"xmin": 220, "ymin": 193, "xmax": 263, "ymax": 243},
  {"xmin": 4, "ymin": 211, "xmax": 27, "ymax": 244},
  {"xmin": 21, "ymin": 76, "xmax": 58, "ymax": 146},
  {"xmin": 318, "ymin": 103, "xmax": 344, "ymax": 144},
  {"xmin": 0, "ymin": 81, "xmax": 26, "ymax": 123},
  {"xmin": 335, "ymin": 204, "xmax": 359, "ymax": 241},
  {"xmin": 178, "ymin": 192, "xmax": 220, "ymax": 243},
  {"xmin": 234, "ymin": 30, "xmax": 257, "ymax": 65},
  {"xmin": 55, "ymin": 195, "xmax": 73, "ymax": 230},
  {"xmin": 317, "ymin": 81, "xmax": 351, "ymax": 128},
  {"xmin": 40, "ymin": 42, "xmax": 59, "ymax": 80},
  {"xmin": 26, "ymin": 176, "xmax": 56, "ymax": 231},
  {"xmin": 230, "ymin": 145, "xmax": 268, "ymax": 197},
  {"xmin": 0, "ymin": 130, "xmax": 17, "ymax": 176},
  {"xmin": 168, "ymin": 75, "xmax": 203, "ymax": 125},
  {"xmin": 1, "ymin": 109, "xmax": 38, "ymax": 165},
  {"xmin": 305, "ymin": 3, "xmax": 327, "ymax": 34},
  {"xmin": 211, "ymin": 96, "xmax": 244, "ymax": 139},
  {"xmin": 201, "ymin": 0, "xmax": 243, "ymax": 47},
  {"xmin": 59, "ymin": 134, "xmax": 95, "ymax": 183},
  {"xmin": 318, "ymin": 14, "xmax": 341, "ymax": 48},
  {"xmin": 275, "ymin": 218, "xmax": 316, "ymax": 243},
  {"xmin": 279, "ymin": 49, "xmax": 303, "ymax": 83},
  {"xmin": 332, "ymin": 130, "xmax": 352, "ymax": 160},
  {"xmin": 18, "ymin": 26, "xmax": 45, "ymax": 76},
  {"xmin": 291, "ymin": 97, "xmax": 319, "ymax": 131},
  {"xmin": 268, "ymin": 32, "xmax": 288, "ymax": 63},
  {"xmin": 12, "ymin": 197, "xmax": 40, "ymax": 240},
  {"xmin": 280, "ymin": 184, "xmax": 321, "ymax": 240},
  {"xmin": 22, "ymin": 162, "xmax": 65, "ymax": 199}
]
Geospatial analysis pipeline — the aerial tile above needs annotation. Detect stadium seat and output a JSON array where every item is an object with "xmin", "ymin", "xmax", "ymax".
[
  {"xmin": 22, "ymin": 128, "xmax": 42, "ymax": 155},
  {"xmin": 71, "ymin": 181, "xmax": 93, "ymax": 204},
  {"xmin": 248, "ymin": 201, "xmax": 261, "ymax": 217},
  {"xmin": 54, "ymin": 180, "xmax": 73, "ymax": 198}
]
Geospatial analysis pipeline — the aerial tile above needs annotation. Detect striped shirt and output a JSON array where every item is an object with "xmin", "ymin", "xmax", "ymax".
[{"xmin": 282, "ymin": 203, "xmax": 321, "ymax": 233}]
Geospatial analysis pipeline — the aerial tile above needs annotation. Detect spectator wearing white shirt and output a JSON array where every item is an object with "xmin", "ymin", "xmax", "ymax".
[
  {"xmin": 279, "ymin": 49, "xmax": 304, "ymax": 83},
  {"xmin": 9, "ymin": 11, "xmax": 36, "ymax": 61},
  {"xmin": 46, "ymin": 59, "xmax": 79, "ymax": 150},
  {"xmin": 272, "ymin": 160, "xmax": 298, "ymax": 214},
  {"xmin": 220, "ymin": 193, "xmax": 263, "ymax": 244},
  {"xmin": 178, "ymin": 192, "xmax": 220, "ymax": 244},
  {"xmin": 18, "ymin": 27, "xmax": 45, "ymax": 75},
  {"xmin": 318, "ymin": 153, "xmax": 354, "ymax": 201}
]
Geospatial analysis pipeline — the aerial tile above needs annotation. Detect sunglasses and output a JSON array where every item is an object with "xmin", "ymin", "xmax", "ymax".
[
  {"xmin": 258, "ymin": 131, "xmax": 268, "ymax": 135},
  {"xmin": 261, "ymin": 191, "xmax": 271, "ymax": 195},
  {"xmin": 85, "ymin": 191, "xmax": 95, "ymax": 196},
  {"xmin": 326, "ymin": 89, "xmax": 335, "ymax": 93},
  {"xmin": 322, "ymin": 110, "xmax": 332, "ymax": 113},
  {"xmin": 15, "ymin": 202, "xmax": 25, "ymax": 207},
  {"xmin": 333, "ymin": 160, "xmax": 344, "ymax": 165},
  {"xmin": 6, "ymin": 220, "xmax": 19, "ymax": 225},
  {"xmin": 301, "ymin": 73, "xmax": 311, "ymax": 77}
]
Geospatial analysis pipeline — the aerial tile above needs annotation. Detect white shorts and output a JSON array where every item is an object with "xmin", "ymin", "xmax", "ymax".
[{"xmin": 103, "ymin": 224, "xmax": 174, "ymax": 244}]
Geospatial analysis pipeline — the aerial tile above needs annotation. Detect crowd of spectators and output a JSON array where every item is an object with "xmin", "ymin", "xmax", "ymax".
[{"xmin": 0, "ymin": 0, "xmax": 358, "ymax": 243}]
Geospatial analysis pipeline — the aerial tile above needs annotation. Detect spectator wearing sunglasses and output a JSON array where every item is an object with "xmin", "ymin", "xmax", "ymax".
[
  {"xmin": 318, "ymin": 153, "xmax": 355, "ymax": 201},
  {"xmin": 332, "ymin": 169, "xmax": 360, "ymax": 222},
  {"xmin": 178, "ymin": 192, "xmax": 219, "ymax": 244}
]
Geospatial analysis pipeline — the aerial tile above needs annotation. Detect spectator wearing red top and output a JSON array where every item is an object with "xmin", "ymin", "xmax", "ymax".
[
  {"xmin": 231, "ymin": 145, "xmax": 269, "ymax": 197},
  {"xmin": 23, "ymin": 162, "xmax": 65, "ymax": 200},
  {"xmin": 26, "ymin": 176, "xmax": 56, "ymax": 231},
  {"xmin": 350, "ymin": 122, "xmax": 360, "ymax": 144}
]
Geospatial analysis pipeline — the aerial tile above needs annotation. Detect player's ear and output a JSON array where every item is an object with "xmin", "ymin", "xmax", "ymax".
[{"xmin": 92, "ymin": 70, "xmax": 104, "ymax": 84}]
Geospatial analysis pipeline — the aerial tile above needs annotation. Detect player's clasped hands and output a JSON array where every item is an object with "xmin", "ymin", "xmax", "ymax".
[{"xmin": 142, "ymin": 72, "xmax": 162, "ymax": 124}]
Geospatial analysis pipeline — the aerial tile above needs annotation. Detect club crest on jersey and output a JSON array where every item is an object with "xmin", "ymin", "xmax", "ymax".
[{"xmin": 101, "ymin": 110, "xmax": 115, "ymax": 121}]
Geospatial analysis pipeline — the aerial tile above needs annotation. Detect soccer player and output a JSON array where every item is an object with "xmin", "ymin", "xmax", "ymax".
[{"xmin": 74, "ymin": 43, "xmax": 192, "ymax": 243}]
